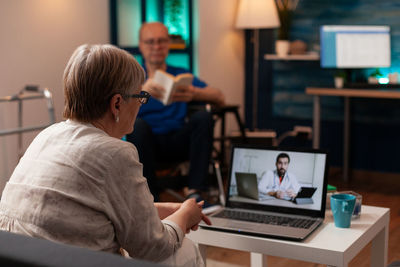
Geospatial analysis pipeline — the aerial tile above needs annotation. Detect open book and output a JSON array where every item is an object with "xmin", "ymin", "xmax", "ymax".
[{"xmin": 153, "ymin": 70, "xmax": 194, "ymax": 105}]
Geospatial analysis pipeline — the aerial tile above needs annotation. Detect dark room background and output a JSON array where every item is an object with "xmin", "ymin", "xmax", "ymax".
[{"xmin": 244, "ymin": 0, "xmax": 400, "ymax": 173}]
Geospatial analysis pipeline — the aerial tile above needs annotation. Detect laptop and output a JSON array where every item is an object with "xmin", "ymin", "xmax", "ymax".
[
  {"xmin": 235, "ymin": 172, "xmax": 259, "ymax": 200},
  {"xmin": 292, "ymin": 187, "xmax": 317, "ymax": 204},
  {"xmin": 200, "ymin": 144, "xmax": 329, "ymax": 241}
]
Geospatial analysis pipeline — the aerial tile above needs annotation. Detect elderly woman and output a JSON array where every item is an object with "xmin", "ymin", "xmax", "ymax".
[{"xmin": 0, "ymin": 44, "xmax": 210, "ymax": 266}]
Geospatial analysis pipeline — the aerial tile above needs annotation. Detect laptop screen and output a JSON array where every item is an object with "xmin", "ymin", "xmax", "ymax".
[{"xmin": 227, "ymin": 145, "xmax": 328, "ymax": 217}]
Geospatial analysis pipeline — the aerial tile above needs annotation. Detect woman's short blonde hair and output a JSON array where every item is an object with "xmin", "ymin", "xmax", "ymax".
[{"xmin": 63, "ymin": 44, "xmax": 145, "ymax": 122}]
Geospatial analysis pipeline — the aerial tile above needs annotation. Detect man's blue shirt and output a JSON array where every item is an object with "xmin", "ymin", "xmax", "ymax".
[{"xmin": 138, "ymin": 65, "xmax": 207, "ymax": 134}]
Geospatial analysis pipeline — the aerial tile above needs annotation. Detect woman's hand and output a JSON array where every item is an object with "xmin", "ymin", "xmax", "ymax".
[
  {"xmin": 165, "ymin": 198, "xmax": 211, "ymax": 234},
  {"xmin": 180, "ymin": 199, "xmax": 211, "ymax": 233},
  {"xmin": 188, "ymin": 201, "xmax": 212, "ymax": 232}
]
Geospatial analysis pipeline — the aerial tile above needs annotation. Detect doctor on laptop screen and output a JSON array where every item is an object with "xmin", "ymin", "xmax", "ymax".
[
  {"xmin": 229, "ymin": 147, "xmax": 326, "ymax": 211},
  {"xmin": 258, "ymin": 153, "xmax": 301, "ymax": 201}
]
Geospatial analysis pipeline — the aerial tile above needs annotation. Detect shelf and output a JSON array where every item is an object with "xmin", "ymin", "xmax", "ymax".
[{"xmin": 264, "ymin": 53, "xmax": 320, "ymax": 61}]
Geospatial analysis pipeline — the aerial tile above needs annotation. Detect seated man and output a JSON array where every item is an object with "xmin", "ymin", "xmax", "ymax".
[
  {"xmin": 258, "ymin": 153, "xmax": 301, "ymax": 201},
  {"xmin": 126, "ymin": 22, "xmax": 225, "ymax": 202}
]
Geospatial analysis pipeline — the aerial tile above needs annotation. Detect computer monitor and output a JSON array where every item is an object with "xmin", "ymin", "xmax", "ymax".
[{"xmin": 320, "ymin": 25, "xmax": 391, "ymax": 69}]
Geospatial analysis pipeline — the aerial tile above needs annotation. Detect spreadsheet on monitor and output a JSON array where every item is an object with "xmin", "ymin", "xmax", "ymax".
[{"xmin": 320, "ymin": 25, "xmax": 391, "ymax": 68}]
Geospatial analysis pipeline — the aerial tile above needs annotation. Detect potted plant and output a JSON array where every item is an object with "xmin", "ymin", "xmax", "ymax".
[
  {"xmin": 164, "ymin": 0, "xmax": 185, "ymax": 49},
  {"xmin": 275, "ymin": 0, "xmax": 299, "ymax": 57},
  {"xmin": 334, "ymin": 70, "xmax": 347, "ymax": 89},
  {"xmin": 368, "ymin": 68, "xmax": 383, "ymax": 84}
]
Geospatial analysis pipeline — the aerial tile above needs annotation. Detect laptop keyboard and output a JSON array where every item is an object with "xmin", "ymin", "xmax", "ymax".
[{"xmin": 214, "ymin": 210, "xmax": 316, "ymax": 229}]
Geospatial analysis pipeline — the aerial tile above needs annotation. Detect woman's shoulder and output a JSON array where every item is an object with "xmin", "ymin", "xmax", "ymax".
[{"xmin": 37, "ymin": 120, "xmax": 138, "ymax": 158}]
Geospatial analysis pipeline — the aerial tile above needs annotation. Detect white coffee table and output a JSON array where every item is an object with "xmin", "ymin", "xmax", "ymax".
[{"xmin": 188, "ymin": 205, "xmax": 389, "ymax": 267}]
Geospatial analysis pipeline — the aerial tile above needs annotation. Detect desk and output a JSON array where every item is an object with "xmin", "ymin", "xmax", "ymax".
[
  {"xmin": 306, "ymin": 87, "xmax": 400, "ymax": 182},
  {"xmin": 188, "ymin": 205, "xmax": 389, "ymax": 267}
]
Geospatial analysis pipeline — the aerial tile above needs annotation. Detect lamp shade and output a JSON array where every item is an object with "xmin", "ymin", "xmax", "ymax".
[{"xmin": 236, "ymin": 0, "xmax": 281, "ymax": 29}]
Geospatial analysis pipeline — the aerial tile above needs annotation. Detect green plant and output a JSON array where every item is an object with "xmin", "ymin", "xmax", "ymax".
[
  {"xmin": 335, "ymin": 70, "xmax": 347, "ymax": 79},
  {"xmin": 369, "ymin": 68, "xmax": 383, "ymax": 78},
  {"xmin": 276, "ymin": 0, "xmax": 299, "ymax": 40},
  {"xmin": 164, "ymin": 0, "xmax": 183, "ymax": 35}
]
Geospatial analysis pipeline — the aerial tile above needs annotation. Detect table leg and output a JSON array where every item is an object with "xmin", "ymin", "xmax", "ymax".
[
  {"xmin": 343, "ymin": 97, "xmax": 350, "ymax": 182},
  {"xmin": 371, "ymin": 225, "xmax": 388, "ymax": 267},
  {"xmin": 198, "ymin": 244, "xmax": 207, "ymax": 266},
  {"xmin": 220, "ymin": 111, "xmax": 226, "ymax": 167},
  {"xmin": 250, "ymin": 253, "xmax": 267, "ymax": 267},
  {"xmin": 312, "ymin": 95, "xmax": 320, "ymax": 149}
]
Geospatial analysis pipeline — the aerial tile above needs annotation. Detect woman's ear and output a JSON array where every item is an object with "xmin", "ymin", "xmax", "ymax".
[{"xmin": 110, "ymin": 94, "xmax": 122, "ymax": 122}]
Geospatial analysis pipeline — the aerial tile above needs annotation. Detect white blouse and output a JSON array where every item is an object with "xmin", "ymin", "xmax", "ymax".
[{"xmin": 0, "ymin": 120, "xmax": 183, "ymax": 262}]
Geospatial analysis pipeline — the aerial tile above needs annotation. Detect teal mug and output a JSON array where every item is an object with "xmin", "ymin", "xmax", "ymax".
[{"xmin": 331, "ymin": 194, "xmax": 356, "ymax": 228}]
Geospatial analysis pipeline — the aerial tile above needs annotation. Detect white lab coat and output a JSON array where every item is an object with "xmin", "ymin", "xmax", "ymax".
[{"xmin": 258, "ymin": 170, "xmax": 301, "ymax": 200}]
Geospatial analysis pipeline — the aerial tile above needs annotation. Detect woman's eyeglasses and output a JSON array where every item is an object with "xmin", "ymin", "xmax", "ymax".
[{"xmin": 128, "ymin": 91, "xmax": 150, "ymax": 104}]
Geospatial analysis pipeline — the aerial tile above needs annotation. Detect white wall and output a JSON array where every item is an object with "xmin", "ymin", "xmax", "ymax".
[
  {"xmin": 0, "ymin": 0, "xmax": 109, "ymax": 191},
  {"xmin": 197, "ymin": 0, "xmax": 245, "ymax": 137}
]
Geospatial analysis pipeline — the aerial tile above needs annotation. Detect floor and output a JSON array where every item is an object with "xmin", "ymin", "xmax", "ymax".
[{"xmin": 160, "ymin": 167, "xmax": 400, "ymax": 266}]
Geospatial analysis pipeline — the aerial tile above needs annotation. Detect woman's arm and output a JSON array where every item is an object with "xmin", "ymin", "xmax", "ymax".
[
  {"xmin": 154, "ymin": 202, "xmax": 181, "ymax": 220},
  {"xmin": 164, "ymin": 199, "xmax": 211, "ymax": 234}
]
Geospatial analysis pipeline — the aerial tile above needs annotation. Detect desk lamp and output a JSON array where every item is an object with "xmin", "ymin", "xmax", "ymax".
[{"xmin": 236, "ymin": 0, "xmax": 280, "ymax": 130}]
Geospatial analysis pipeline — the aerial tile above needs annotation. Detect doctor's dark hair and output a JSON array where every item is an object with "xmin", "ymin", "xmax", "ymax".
[
  {"xmin": 276, "ymin": 153, "xmax": 290, "ymax": 163},
  {"xmin": 63, "ymin": 44, "xmax": 145, "ymax": 122}
]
